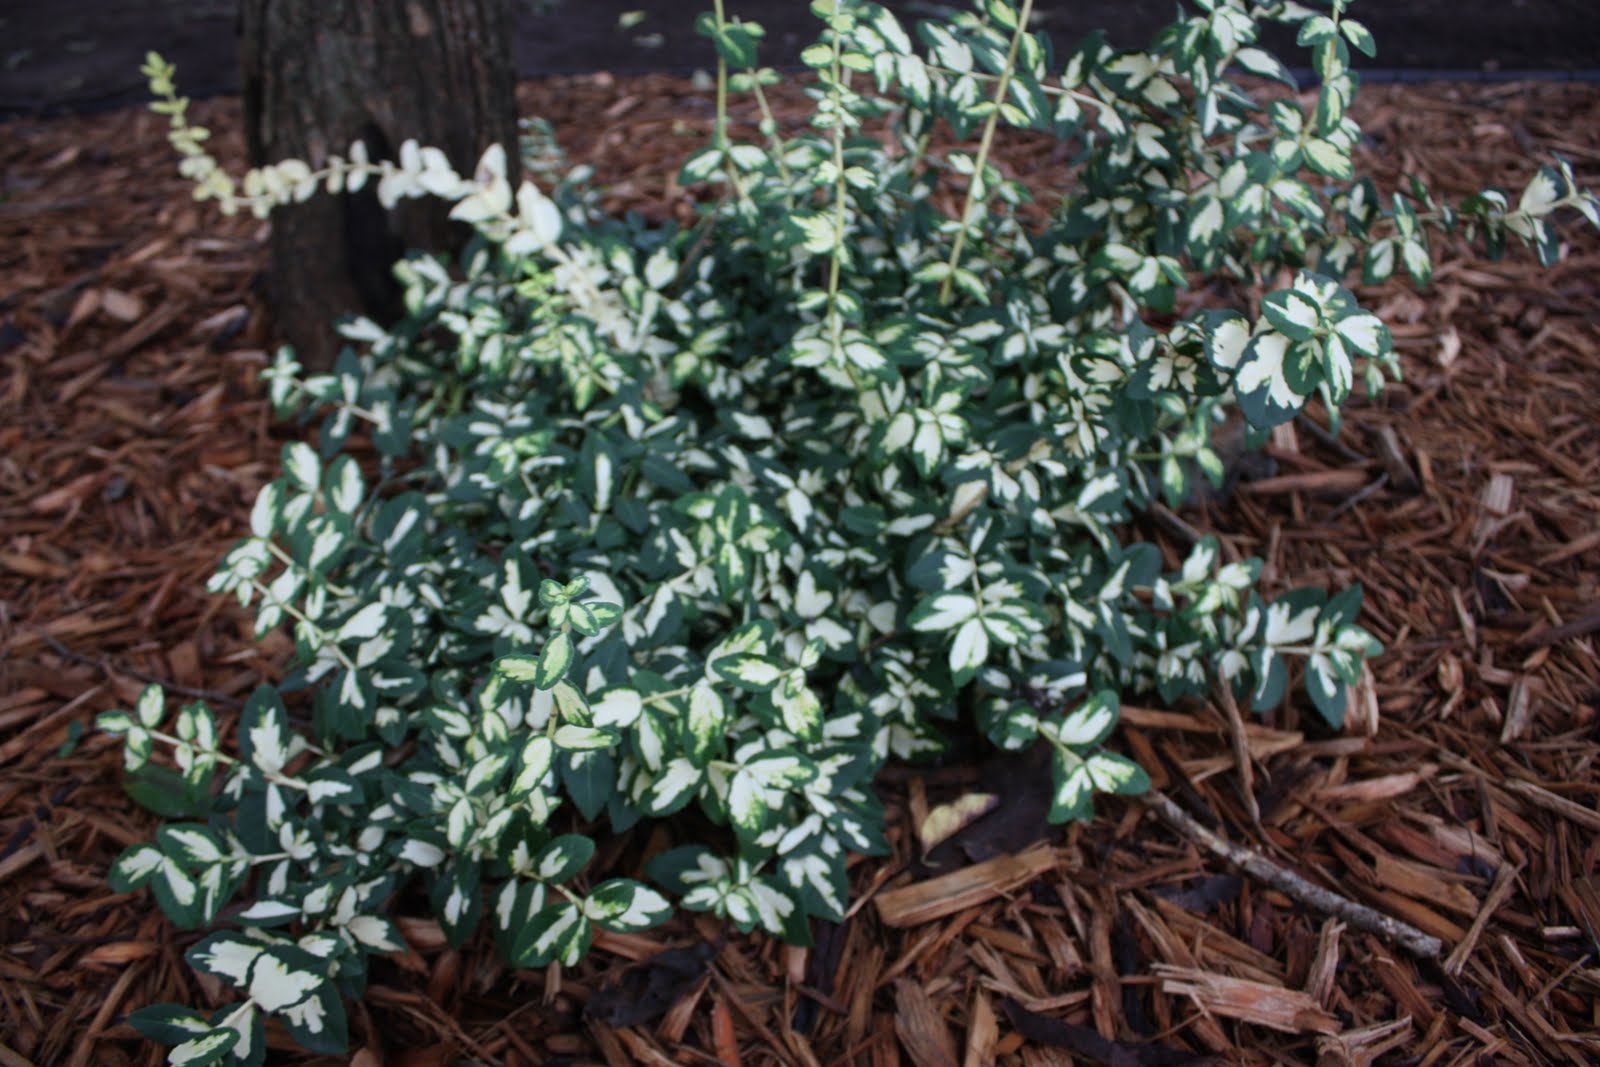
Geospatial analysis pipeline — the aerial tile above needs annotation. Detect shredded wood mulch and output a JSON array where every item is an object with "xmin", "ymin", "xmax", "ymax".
[{"xmin": 2, "ymin": 74, "xmax": 1598, "ymax": 1067}]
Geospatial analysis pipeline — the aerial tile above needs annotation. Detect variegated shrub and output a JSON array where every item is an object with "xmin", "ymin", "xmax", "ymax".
[{"xmin": 104, "ymin": 1, "xmax": 1597, "ymax": 1061}]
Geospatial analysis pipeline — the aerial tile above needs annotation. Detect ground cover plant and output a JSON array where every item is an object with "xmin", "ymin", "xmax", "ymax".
[{"xmin": 97, "ymin": 1, "xmax": 1598, "ymax": 1061}]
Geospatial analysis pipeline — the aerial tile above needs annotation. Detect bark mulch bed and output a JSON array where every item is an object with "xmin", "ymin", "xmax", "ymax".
[{"xmin": 2, "ymin": 74, "xmax": 1599, "ymax": 1067}]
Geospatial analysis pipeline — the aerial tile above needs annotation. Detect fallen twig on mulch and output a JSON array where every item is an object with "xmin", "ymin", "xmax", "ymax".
[{"xmin": 1141, "ymin": 792, "xmax": 1443, "ymax": 960}]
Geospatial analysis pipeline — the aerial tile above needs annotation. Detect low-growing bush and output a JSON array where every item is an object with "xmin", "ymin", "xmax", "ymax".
[{"xmin": 102, "ymin": 1, "xmax": 1596, "ymax": 1061}]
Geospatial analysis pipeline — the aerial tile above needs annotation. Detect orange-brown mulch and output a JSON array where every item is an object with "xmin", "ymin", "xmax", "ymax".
[{"xmin": 2, "ymin": 75, "xmax": 1598, "ymax": 1067}]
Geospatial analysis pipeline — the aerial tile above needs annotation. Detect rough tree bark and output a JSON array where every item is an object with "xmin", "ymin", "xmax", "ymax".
[{"xmin": 240, "ymin": 0, "xmax": 519, "ymax": 368}]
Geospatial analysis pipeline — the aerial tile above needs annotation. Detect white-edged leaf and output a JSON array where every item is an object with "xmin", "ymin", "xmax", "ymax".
[
  {"xmin": 646, "ymin": 757, "xmax": 703, "ymax": 814},
  {"xmin": 159, "ymin": 826, "xmax": 224, "ymax": 865},
  {"xmin": 908, "ymin": 592, "xmax": 979, "ymax": 633},
  {"xmin": 516, "ymin": 180, "xmax": 563, "ymax": 247},
  {"xmin": 250, "ymin": 482, "xmax": 283, "ymax": 538},
  {"xmin": 552, "ymin": 724, "xmax": 618, "ymax": 750},
  {"xmin": 110, "ymin": 844, "xmax": 166, "ymax": 891},
  {"xmin": 1050, "ymin": 764, "xmax": 1093, "ymax": 821},
  {"xmin": 1518, "ymin": 167, "xmax": 1562, "ymax": 217},
  {"xmin": 282, "ymin": 441, "xmax": 320, "ymax": 493},
  {"xmin": 247, "ymin": 952, "xmax": 322, "ymax": 1012},
  {"xmin": 584, "ymin": 879, "xmax": 672, "ymax": 931},
  {"xmin": 495, "ymin": 654, "xmax": 541, "ymax": 682},
  {"xmin": 400, "ymin": 840, "xmax": 445, "ymax": 867},
  {"xmin": 1189, "ymin": 196, "xmax": 1225, "ymax": 245},
  {"xmin": 188, "ymin": 934, "xmax": 262, "ymax": 984},
  {"xmin": 238, "ymin": 899, "xmax": 300, "ymax": 923},
  {"xmin": 949, "ymin": 616, "xmax": 989, "ymax": 677},
  {"xmin": 1303, "ymin": 138, "xmax": 1352, "ymax": 180},
  {"xmin": 160, "ymin": 857, "xmax": 198, "ymax": 907},
  {"xmin": 1055, "ymin": 691, "xmax": 1118, "ymax": 747},
  {"xmin": 534, "ymin": 632, "xmax": 574, "ymax": 689},
  {"xmin": 168, "ymin": 1029, "xmax": 238, "ymax": 1066},
  {"xmin": 1205, "ymin": 314, "xmax": 1251, "ymax": 371},
  {"xmin": 727, "ymin": 771, "xmax": 766, "ymax": 836},
  {"xmin": 590, "ymin": 688, "xmax": 643, "ymax": 729},
  {"xmin": 719, "ymin": 656, "xmax": 784, "ymax": 690},
  {"xmin": 344, "ymin": 915, "xmax": 403, "ymax": 952},
  {"xmin": 337, "ymin": 603, "xmax": 387, "ymax": 643},
  {"xmin": 136, "ymin": 684, "xmax": 165, "ymax": 729},
  {"xmin": 514, "ymin": 736, "xmax": 555, "ymax": 793},
  {"xmin": 1333, "ymin": 312, "xmax": 1386, "ymax": 357},
  {"xmin": 1084, "ymin": 751, "xmax": 1151, "ymax": 795},
  {"xmin": 1262, "ymin": 289, "xmax": 1321, "ymax": 340},
  {"xmin": 1264, "ymin": 599, "xmax": 1320, "ymax": 645},
  {"xmin": 327, "ymin": 456, "xmax": 364, "ymax": 515}
]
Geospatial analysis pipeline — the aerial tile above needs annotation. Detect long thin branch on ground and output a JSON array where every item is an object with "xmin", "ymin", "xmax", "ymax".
[
  {"xmin": 31, "ymin": 628, "xmax": 245, "ymax": 708},
  {"xmin": 1141, "ymin": 791, "xmax": 1444, "ymax": 959}
]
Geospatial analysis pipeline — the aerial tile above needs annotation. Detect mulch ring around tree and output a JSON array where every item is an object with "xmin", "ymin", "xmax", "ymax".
[{"xmin": 2, "ymin": 74, "xmax": 1598, "ymax": 1066}]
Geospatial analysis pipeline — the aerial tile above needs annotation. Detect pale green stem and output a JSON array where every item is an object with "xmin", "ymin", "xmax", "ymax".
[
  {"xmin": 249, "ymin": 579, "xmax": 358, "ymax": 674},
  {"xmin": 939, "ymin": 0, "xmax": 1036, "ymax": 305},
  {"xmin": 825, "ymin": 24, "xmax": 850, "ymax": 357},
  {"xmin": 147, "ymin": 728, "xmax": 238, "ymax": 766},
  {"xmin": 264, "ymin": 541, "xmax": 355, "ymax": 598},
  {"xmin": 921, "ymin": 60, "xmax": 1113, "ymax": 112},
  {"xmin": 709, "ymin": 0, "xmax": 754, "ymax": 205},
  {"xmin": 642, "ymin": 685, "xmax": 696, "ymax": 707},
  {"xmin": 748, "ymin": 79, "xmax": 795, "ymax": 185},
  {"xmin": 146, "ymin": 727, "xmax": 320, "ymax": 790},
  {"xmin": 712, "ymin": 0, "xmax": 730, "ymax": 148}
]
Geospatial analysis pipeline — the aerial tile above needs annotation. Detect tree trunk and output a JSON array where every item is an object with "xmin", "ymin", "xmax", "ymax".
[{"xmin": 240, "ymin": 0, "xmax": 518, "ymax": 369}]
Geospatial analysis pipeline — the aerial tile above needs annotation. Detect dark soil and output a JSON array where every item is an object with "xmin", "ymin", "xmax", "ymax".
[{"xmin": 2, "ymin": 0, "xmax": 1598, "ymax": 119}]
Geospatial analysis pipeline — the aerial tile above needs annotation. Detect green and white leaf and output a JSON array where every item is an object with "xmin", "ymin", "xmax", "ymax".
[{"xmin": 583, "ymin": 879, "xmax": 672, "ymax": 932}]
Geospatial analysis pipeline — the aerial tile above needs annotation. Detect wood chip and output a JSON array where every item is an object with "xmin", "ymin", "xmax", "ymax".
[
  {"xmin": 1501, "ymin": 779, "xmax": 1600, "ymax": 833},
  {"xmin": 1154, "ymin": 965, "xmax": 1341, "ymax": 1035},
  {"xmin": 961, "ymin": 991, "xmax": 997, "ymax": 1067},
  {"xmin": 894, "ymin": 980, "xmax": 959, "ymax": 1067},
  {"xmin": 875, "ymin": 845, "xmax": 1057, "ymax": 928}
]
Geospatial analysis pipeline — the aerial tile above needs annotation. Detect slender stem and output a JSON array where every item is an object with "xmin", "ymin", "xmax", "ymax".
[
  {"xmin": 940, "ymin": 0, "xmax": 1035, "ymax": 305},
  {"xmin": 249, "ymin": 580, "xmax": 359, "ymax": 674},
  {"xmin": 642, "ymin": 686, "xmax": 696, "ymax": 707},
  {"xmin": 708, "ymin": 0, "xmax": 754, "ymax": 206},
  {"xmin": 31, "ymin": 627, "xmax": 243, "ymax": 708},
  {"xmin": 146, "ymin": 728, "xmax": 319, "ymax": 792},
  {"xmin": 148, "ymin": 728, "xmax": 238, "ymax": 767},
  {"xmin": 264, "ymin": 541, "xmax": 355, "ymax": 598},
  {"xmin": 825, "ymin": 18, "xmax": 850, "ymax": 360},
  {"xmin": 749, "ymin": 79, "xmax": 794, "ymax": 185},
  {"xmin": 712, "ymin": 0, "xmax": 730, "ymax": 149},
  {"xmin": 921, "ymin": 60, "xmax": 1111, "ymax": 111}
]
